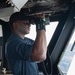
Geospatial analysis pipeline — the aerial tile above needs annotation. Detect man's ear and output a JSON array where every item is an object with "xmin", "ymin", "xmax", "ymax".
[
  {"xmin": 13, "ymin": 22, "xmax": 18, "ymax": 30},
  {"xmin": 13, "ymin": 22, "xmax": 16, "ymax": 26}
]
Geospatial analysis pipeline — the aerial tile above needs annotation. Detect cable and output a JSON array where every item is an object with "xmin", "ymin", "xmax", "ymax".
[{"xmin": 43, "ymin": 51, "xmax": 53, "ymax": 75}]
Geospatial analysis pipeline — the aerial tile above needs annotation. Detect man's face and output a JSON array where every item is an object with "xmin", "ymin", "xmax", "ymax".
[{"xmin": 14, "ymin": 20, "xmax": 31, "ymax": 35}]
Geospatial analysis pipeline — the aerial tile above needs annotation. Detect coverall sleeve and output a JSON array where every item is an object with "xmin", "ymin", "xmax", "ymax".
[{"xmin": 16, "ymin": 42, "xmax": 33, "ymax": 61}]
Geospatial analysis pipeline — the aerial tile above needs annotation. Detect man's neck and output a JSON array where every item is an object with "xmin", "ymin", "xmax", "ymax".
[
  {"xmin": 13, "ymin": 31, "xmax": 25, "ymax": 39},
  {"xmin": 17, "ymin": 33, "xmax": 25, "ymax": 39}
]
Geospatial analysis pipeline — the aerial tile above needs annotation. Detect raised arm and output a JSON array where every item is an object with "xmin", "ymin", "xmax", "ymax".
[{"xmin": 31, "ymin": 14, "xmax": 47, "ymax": 62}]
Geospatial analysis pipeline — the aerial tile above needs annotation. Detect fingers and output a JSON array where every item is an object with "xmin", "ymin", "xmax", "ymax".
[{"xmin": 35, "ymin": 14, "xmax": 45, "ymax": 18}]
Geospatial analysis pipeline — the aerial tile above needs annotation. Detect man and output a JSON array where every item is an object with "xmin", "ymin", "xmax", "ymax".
[{"xmin": 5, "ymin": 12, "xmax": 47, "ymax": 75}]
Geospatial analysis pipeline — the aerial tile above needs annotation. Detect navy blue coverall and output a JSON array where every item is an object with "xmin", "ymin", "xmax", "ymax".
[{"xmin": 5, "ymin": 33, "xmax": 39, "ymax": 75}]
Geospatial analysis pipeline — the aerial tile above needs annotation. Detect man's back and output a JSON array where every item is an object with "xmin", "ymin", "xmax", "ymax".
[{"xmin": 5, "ymin": 33, "xmax": 39, "ymax": 75}]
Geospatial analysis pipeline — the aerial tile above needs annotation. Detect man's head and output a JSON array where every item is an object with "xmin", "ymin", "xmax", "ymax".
[{"xmin": 9, "ymin": 12, "xmax": 31, "ymax": 34}]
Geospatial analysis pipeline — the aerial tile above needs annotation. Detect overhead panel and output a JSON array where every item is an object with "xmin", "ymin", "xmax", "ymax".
[{"xmin": 12, "ymin": 0, "xmax": 28, "ymax": 10}]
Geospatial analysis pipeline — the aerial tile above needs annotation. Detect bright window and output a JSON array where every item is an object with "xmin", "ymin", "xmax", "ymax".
[
  {"xmin": 58, "ymin": 29, "xmax": 75, "ymax": 75},
  {"xmin": 0, "ymin": 25, "xmax": 3, "ymax": 37}
]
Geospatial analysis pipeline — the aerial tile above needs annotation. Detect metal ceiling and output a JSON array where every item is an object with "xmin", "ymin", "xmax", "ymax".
[
  {"xmin": 0, "ymin": 0, "xmax": 75, "ymax": 18},
  {"xmin": 24, "ymin": 0, "xmax": 74, "ymax": 15}
]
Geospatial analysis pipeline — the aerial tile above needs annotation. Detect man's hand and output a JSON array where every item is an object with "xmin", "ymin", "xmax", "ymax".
[
  {"xmin": 34, "ymin": 14, "xmax": 46, "ymax": 31},
  {"xmin": 34, "ymin": 14, "xmax": 45, "ymax": 22}
]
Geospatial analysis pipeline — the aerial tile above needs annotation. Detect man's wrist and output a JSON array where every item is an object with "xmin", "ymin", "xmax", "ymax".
[
  {"xmin": 35, "ymin": 18, "xmax": 46, "ymax": 31},
  {"xmin": 36, "ymin": 23, "xmax": 46, "ymax": 31}
]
